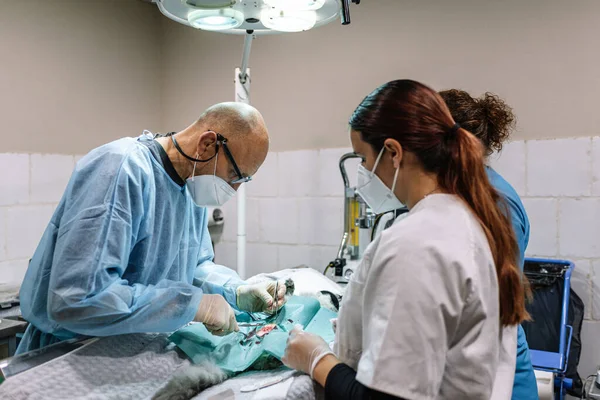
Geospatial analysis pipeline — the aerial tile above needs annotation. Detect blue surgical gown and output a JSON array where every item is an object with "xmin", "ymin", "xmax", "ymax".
[
  {"xmin": 17, "ymin": 134, "xmax": 244, "ymax": 354},
  {"xmin": 487, "ymin": 167, "xmax": 538, "ymax": 400}
]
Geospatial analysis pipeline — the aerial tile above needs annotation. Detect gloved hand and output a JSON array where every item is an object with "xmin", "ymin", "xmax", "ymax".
[
  {"xmin": 282, "ymin": 325, "xmax": 334, "ymax": 378},
  {"xmin": 236, "ymin": 280, "xmax": 287, "ymax": 313},
  {"xmin": 194, "ymin": 294, "xmax": 239, "ymax": 336}
]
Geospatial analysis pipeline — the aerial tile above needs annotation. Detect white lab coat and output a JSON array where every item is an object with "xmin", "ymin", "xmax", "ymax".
[{"xmin": 334, "ymin": 194, "xmax": 515, "ymax": 400}]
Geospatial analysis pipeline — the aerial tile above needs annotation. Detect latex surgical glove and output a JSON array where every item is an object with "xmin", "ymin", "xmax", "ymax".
[
  {"xmin": 236, "ymin": 280, "xmax": 287, "ymax": 313},
  {"xmin": 194, "ymin": 294, "xmax": 239, "ymax": 336},
  {"xmin": 330, "ymin": 318, "xmax": 338, "ymax": 334},
  {"xmin": 282, "ymin": 325, "xmax": 334, "ymax": 378}
]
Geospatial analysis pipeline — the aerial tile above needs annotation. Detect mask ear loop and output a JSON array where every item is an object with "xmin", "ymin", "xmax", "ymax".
[
  {"xmin": 390, "ymin": 164, "xmax": 400, "ymax": 194},
  {"xmin": 191, "ymin": 156, "xmax": 198, "ymax": 182},
  {"xmin": 371, "ymin": 147, "xmax": 386, "ymax": 175},
  {"xmin": 213, "ymin": 150, "xmax": 220, "ymax": 204}
]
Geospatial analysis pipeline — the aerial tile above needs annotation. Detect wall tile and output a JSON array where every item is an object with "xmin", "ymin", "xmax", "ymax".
[
  {"xmin": 30, "ymin": 154, "xmax": 74, "ymax": 203},
  {"xmin": 559, "ymin": 198, "xmax": 600, "ymax": 258},
  {"xmin": 309, "ymin": 246, "xmax": 338, "ymax": 272},
  {"xmin": 527, "ymin": 138, "xmax": 591, "ymax": 196},
  {"xmin": 571, "ymin": 259, "xmax": 592, "ymax": 320},
  {"xmin": 221, "ymin": 197, "xmax": 260, "ymax": 243},
  {"xmin": 489, "ymin": 141, "xmax": 526, "ymax": 196},
  {"xmin": 593, "ymin": 137, "xmax": 600, "ymax": 196},
  {"xmin": 0, "ymin": 208, "xmax": 6, "ymax": 261},
  {"xmin": 278, "ymin": 245, "xmax": 312, "ymax": 269},
  {"xmin": 213, "ymin": 242, "xmax": 237, "ymax": 272},
  {"xmin": 246, "ymin": 152, "xmax": 278, "ymax": 198},
  {"xmin": 6, "ymin": 205, "xmax": 54, "ymax": 260},
  {"xmin": 259, "ymin": 198, "xmax": 298, "ymax": 244},
  {"xmin": 246, "ymin": 243, "xmax": 278, "ymax": 276},
  {"xmin": 0, "ymin": 154, "xmax": 29, "ymax": 206},
  {"xmin": 0, "ymin": 259, "xmax": 29, "ymax": 285},
  {"xmin": 593, "ymin": 260, "xmax": 600, "ymax": 321},
  {"xmin": 522, "ymin": 198, "xmax": 558, "ymax": 257},
  {"xmin": 577, "ymin": 321, "xmax": 600, "ymax": 381},
  {"xmin": 221, "ymin": 196, "xmax": 238, "ymax": 243},
  {"xmin": 298, "ymin": 198, "xmax": 344, "ymax": 246},
  {"xmin": 317, "ymin": 147, "xmax": 353, "ymax": 197},
  {"xmin": 277, "ymin": 150, "xmax": 319, "ymax": 197}
]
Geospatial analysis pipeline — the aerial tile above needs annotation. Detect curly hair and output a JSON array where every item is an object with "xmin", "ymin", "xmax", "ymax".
[{"xmin": 439, "ymin": 89, "xmax": 516, "ymax": 156}]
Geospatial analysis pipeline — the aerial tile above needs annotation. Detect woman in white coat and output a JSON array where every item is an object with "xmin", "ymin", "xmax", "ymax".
[{"xmin": 282, "ymin": 79, "xmax": 530, "ymax": 400}]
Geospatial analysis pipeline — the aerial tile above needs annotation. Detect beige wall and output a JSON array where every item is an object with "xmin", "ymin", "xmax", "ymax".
[
  {"xmin": 160, "ymin": 0, "xmax": 600, "ymax": 151},
  {"xmin": 0, "ymin": 0, "xmax": 162, "ymax": 155}
]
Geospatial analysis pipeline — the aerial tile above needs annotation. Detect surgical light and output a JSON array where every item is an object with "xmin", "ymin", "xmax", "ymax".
[
  {"xmin": 263, "ymin": 0, "xmax": 325, "ymax": 11},
  {"xmin": 260, "ymin": 9, "xmax": 317, "ymax": 33},
  {"xmin": 155, "ymin": 0, "xmax": 353, "ymax": 35},
  {"xmin": 188, "ymin": 9, "xmax": 244, "ymax": 31}
]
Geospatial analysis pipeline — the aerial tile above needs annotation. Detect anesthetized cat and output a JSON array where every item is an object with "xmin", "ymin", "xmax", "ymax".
[{"xmin": 153, "ymin": 279, "xmax": 308, "ymax": 400}]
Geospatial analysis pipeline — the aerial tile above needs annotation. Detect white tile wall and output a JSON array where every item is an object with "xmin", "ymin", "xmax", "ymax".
[
  {"xmin": 527, "ymin": 138, "xmax": 592, "ymax": 197},
  {"xmin": 246, "ymin": 243, "xmax": 278, "ymax": 276},
  {"xmin": 277, "ymin": 150, "xmax": 319, "ymax": 197},
  {"xmin": 298, "ymin": 198, "xmax": 343, "ymax": 246},
  {"xmin": 277, "ymin": 245, "xmax": 312, "ymax": 269},
  {"xmin": 559, "ymin": 198, "xmax": 600, "ymax": 258},
  {"xmin": 2, "ymin": 136, "xmax": 600, "ymax": 378},
  {"xmin": 522, "ymin": 198, "xmax": 558, "ymax": 257},
  {"xmin": 577, "ymin": 321, "xmax": 600, "ymax": 384},
  {"xmin": 593, "ymin": 138, "xmax": 600, "ymax": 197},
  {"xmin": 213, "ymin": 242, "xmax": 237, "ymax": 270},
  {"xmin": 571, "ymin": 259, "xmax": 592, "ymax": 320},
  {"xmin": 0, "ymin": 259, "xmax": 29, "ymax": 285},
  {"xmin": 0, "ymin": 154, "xmax": 29, "ymax": 206},
  {"xmin": 0, "ymin": 208, "xmax": 5, "ymax": 261},
  {"xmin": 30, "ymin": 154, "xmax": 74, "ymax": 203},
  {"xmin": 221, "ymin": 197, "xmax": 260, "ymax": 243},
  {"xmin": 245, "ymin": 152, "xmax": 278, "ymax": 198},
  {"xmin": 593, "ymin": 260, "xmax": 600, "ymax": 321},
  {"xmin": 317, "ymin": 147, "xmax": 353, "ymax": 197},
  {"xmin": 259, "ymin": 198, "xmax": 299, "ymax": 244},
  {"xmin": 489, "ymin": 141, "xmax": 527, "ymax": 196},
  {"xmin": 6, "ymin": 205, "xmax": 55, "ymax": 260}
]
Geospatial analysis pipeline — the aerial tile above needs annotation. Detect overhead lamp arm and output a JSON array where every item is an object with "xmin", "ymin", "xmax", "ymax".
[
  {"xmin": 341, "ymin": 0, "xmax": 360, "ymax": 25},
  {"xmin": 239, "ymin": 30, "xmax": 254, "ymax": 84}
]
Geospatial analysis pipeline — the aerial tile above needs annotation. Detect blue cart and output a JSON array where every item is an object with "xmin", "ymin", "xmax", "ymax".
[{"xmin": 523, "ymin": 258, "xmax": 576, "ymax": 400}]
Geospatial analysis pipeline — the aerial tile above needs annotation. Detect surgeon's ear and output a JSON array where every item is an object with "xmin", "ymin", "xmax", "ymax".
[
  {"xmin": 195, "ymin": 131, "xmax": 218, "ymax": 158},
  {"xmin": 383, "ymin": 138, "xmax": 403, "ymax": 169}
]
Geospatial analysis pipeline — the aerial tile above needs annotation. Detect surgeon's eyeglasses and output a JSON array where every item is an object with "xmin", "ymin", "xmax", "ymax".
[
  {"xmin": 169, "ymin": 131, "xmax": 252, "ymax": 185},
  {"xmin": 215, "ymin": 133, "xmax": 252, "ymax": 185}
]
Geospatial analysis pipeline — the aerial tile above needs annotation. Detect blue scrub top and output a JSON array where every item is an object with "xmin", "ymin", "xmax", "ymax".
[
  {"xmin": 486, "ymin": 167, "xmax": 538, "ymax": 400},
  {"xmin": 17, "ymin": 134, "xmax": 244, "ymax": 354}
]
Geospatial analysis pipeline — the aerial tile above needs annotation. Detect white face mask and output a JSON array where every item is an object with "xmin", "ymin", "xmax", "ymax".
[
  {"xmin": 356, "ymin": 147, "xmax": 404, "ymax": 215},
  {"xmin": 186, "ymin": 152, "xmax": 236, "ymax": 207}
]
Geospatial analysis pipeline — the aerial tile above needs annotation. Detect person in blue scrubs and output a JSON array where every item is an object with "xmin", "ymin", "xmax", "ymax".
[
  {"xmin": 17, "ymin": 102, "xmax": 287, "ymax": 354},
  {"xmin": 439, "ymin": 89, "xmax": 538, "ymax": 400}
]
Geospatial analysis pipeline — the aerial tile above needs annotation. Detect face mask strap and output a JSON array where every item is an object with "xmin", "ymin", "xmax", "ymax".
[
  {"xmin": 171, "ymin": 132, "xmax": 220, "ymax": 163},
  {"xmin": 213, "ymin": 151, "xmax": 221, "ymax": 204},
  {"xmin": 390, "ymin": 164, "xmax": 400, "ymax": 194},
  {"xmin": 371, "ymin": 147, "xmax": 386, "ymax": 175},
  {"xmin": 191, "ymin": 158, "xmax": 198, "ymax": 182}
]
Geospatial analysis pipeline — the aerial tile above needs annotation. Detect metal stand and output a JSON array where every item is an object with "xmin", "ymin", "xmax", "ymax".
[{"xmin": 235, "ymin": 31, "xmax": 254, "ymax": 279}]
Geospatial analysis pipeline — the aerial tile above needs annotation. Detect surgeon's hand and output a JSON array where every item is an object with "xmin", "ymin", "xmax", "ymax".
[
  {"xmin": 236, "ymin": 280, "xmax": 287, "ymax": 313},
  {"xmin": 282, "ymin": 325, "xmax": 334, "ymax": 378},
  {"xmin": 195, "ymin": 294, "xmax": 239, "ymax": 336}
]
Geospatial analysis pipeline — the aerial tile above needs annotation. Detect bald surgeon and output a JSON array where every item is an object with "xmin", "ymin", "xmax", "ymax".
[{"xmin": 17, "ymin": 103, "xmax": 287, "ymax": 354}]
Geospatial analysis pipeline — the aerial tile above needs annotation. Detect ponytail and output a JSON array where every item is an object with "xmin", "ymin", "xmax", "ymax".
[
  {"xmin": 349, "ymin": 79, "xmax": 531, "ymax": 326},
  {"xmin": 441, "ymin": 128, "xmax": 530, "ymax": 326}
]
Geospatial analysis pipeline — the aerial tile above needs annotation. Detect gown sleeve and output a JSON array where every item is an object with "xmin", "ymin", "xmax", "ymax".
[{"xmin": 47, "ymin": 153, "xmax": 205, "ymax": 336}]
